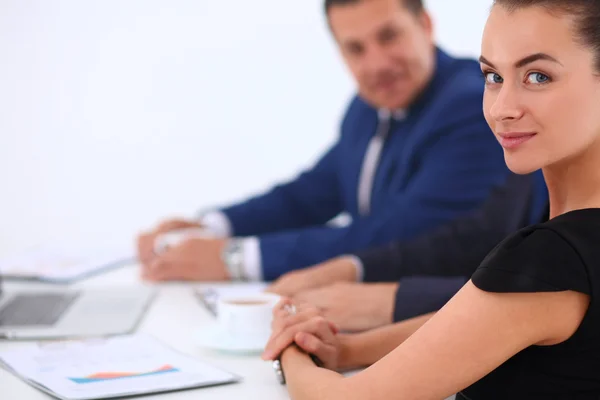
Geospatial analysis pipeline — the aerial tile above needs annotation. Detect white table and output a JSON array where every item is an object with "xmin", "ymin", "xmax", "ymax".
[
  {"xmin": 1, "ymin": 265, "xmax": 456, "ymax": 400},
  {"xmin": 0, "ymin": 264, "xmax": 292, "ymax": 399}
]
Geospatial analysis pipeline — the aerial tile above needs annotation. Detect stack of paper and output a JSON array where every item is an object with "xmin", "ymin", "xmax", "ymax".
[
  {"xmin": 0, "ymin": 245, "xmax": 133, "ymax": 283},
  {"xmin": 0, "ymin": 334, "xmax": 239, "ymax": 400}
]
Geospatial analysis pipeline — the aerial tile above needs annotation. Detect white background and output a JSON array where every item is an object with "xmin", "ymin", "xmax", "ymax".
[{"xmin": 0, "ymin": 0, "xmax": 493, "ymax": 257}]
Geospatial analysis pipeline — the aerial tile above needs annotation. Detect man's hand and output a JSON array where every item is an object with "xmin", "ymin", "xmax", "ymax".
[
  {"xmin": 141, "ymin": 237, "xmax": 229, "ymax": 281},
  {"xmin": 137, "ymin": 219, "xmax": 202, "ymax": 266},
  {"xmin": 294, "ymin": 282, "xmax": 398, "ymax": 332},
  {"xmin": 266, "ymin": 256, "xmax": 359, "ymax": 297}
]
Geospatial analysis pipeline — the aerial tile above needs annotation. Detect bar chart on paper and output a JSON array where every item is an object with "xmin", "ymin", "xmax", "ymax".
[
  {"xmin": 69, "ymin": 364, "xmax": 180, "ymax": 384},
  {"xmin": 0, "ymin": 334, "xmax": 239, "ymax": 400}
]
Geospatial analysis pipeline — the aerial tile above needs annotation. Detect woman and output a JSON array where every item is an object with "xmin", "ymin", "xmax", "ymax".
[{"xmin": 261, "ymin": 1, "xmax": 600, "ymax": 399}]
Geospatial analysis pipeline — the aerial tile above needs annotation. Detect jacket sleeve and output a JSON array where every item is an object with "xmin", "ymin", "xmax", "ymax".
[
  {"xmin": 358, "ymin": 174, "xmax": 536, "ymax": 282},
  {"xmin": 393, "ymin": 276, "xmax": 468, "ymax": 322},
  {"xmin": 258, "ymin": 118, "xmax": 510, "ymax": 280},
  {"xmin": 220, "ymin": 143, "xmax": 343, "ymax": 236}
]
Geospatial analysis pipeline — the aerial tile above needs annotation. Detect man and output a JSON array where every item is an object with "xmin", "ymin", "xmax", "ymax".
[
  {"xmin": 138, "ymin": 0, "xmax": 509, "ymax": 282},
  {"xmin": 267, "ymin": 172, "xmax": 548, "ymax": 331}
]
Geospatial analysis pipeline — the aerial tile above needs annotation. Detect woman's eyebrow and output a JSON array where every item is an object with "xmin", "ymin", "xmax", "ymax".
[{"xmin": 479, "ymin": 53, "xmax": 563, "ymax": 69}]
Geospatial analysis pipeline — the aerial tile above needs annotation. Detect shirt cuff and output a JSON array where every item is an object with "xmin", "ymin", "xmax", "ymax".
[
  {"xmin": 346, "ymin": 255, "xmax": 364, "ymax": 282},
  {"xmin": 198, "ymin": 211, "xmax": 232, "ymax": 238},
  {"xmin": 241, "ymin": 237, "xmax": 263, "ymax": 281}
]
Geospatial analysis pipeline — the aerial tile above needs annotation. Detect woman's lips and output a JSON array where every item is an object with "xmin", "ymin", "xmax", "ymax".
[{"xmin": 497, "ymin": 132, "xmax": 537, "ymax": 150}]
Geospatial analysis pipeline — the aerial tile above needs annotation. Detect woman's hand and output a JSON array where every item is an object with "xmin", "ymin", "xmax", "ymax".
[{"xmin": 261, "ymin": 298, "xmax": 342, "ymax": 370}]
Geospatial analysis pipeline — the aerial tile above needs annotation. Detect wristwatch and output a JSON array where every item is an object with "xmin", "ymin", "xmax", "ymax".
[
  {"xmin": 273, "ymin": 358, "xmax": 286, "ymax": 385},
  {"xmin": 221, "ymin": 239, "xmax": 246, "ymax": 281}
]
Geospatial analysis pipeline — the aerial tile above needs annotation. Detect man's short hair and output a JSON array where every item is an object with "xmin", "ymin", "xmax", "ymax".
[{"xmin": 324, "ymin": 0, "xmax": 424, "ymax": 16}]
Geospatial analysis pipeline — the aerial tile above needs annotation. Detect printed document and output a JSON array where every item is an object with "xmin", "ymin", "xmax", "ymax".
[
  {"xmin": 0, "ymin": 244, "xmax": 132, "ymax": 283},
  {"xmin": 0, "ymin": 334, "xmax": 239, "ymax": 399}
]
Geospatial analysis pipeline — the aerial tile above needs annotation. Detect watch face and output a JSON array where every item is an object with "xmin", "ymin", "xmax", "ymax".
[{"xmin": 272, "ymin": 360, "xmax": 285, "ymax": 385}]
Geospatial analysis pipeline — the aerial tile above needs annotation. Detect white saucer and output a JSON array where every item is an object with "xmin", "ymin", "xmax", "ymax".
[{"xmin": 196, "ymin": 323, "xmax": 269, "ymax": 354}]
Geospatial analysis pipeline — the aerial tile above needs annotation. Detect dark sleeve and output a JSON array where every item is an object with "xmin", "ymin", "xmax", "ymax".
[
  {"xmin": 393, "ymin": 276, "xmax": 467, "ymax": 322},
  {"xmin": 358, "ymin": 173, "xmax": 536, "ymax": 282},
  {"xmin": 471, "ymin": 228, "xmax": 590, "ymax": 294}
]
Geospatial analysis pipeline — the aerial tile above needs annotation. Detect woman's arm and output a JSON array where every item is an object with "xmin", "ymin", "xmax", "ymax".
[
  {"xmin": 278, "ymin": 313, "xmax": 435, "ymax": 398},
  {"xmin": 339, "ymin": 313, "xmax": 434, "ymax": 369},
  {"xmin": 281, "ymin": 346, "xmax": 349, "ymax": 397},
  {"xmin": 282, "ymin": 281, "xmax": 589, "ymax": 400},
  {"xmin": 263, "ymin": 302, "xmax": 433, "ymax": 370}
]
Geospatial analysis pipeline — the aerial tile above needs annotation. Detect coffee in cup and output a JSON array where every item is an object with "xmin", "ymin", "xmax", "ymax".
[{"xmin": 216, "ymin": 293, "xmax": 280, "ymax": 344}]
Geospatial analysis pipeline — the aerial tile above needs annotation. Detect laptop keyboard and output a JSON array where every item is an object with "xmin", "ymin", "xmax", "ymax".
[{"xmin": 0, "ymin": 292, "xmax": 80, "ymax": 327}]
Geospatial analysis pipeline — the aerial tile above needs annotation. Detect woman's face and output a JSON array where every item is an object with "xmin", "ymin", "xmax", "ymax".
[{"xmin": 481, "ymin": 5, "xmax": 600, "ymax": 174}]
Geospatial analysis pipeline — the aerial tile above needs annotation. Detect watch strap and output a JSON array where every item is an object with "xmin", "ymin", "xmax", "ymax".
[{"xmin": 221, "ymin": 239, "xmax": 246, "ymax": 281}]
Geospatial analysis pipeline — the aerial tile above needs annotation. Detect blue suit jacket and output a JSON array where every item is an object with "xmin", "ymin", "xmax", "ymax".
[{"xmin": 222, "ymin": 48, "xmax": 510, "ymax": 280}]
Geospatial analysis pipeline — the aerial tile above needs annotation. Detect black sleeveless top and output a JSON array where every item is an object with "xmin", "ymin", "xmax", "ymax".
[{"xmin": 458, "ymin": 209, "xmax": 600, "ymax": 400}]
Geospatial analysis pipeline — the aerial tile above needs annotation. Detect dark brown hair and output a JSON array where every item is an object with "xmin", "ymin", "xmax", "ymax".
[
  {"xmin": 494, "ymin": 0, "xmax": 600, "ymax": 71},
  {"xmin": 324, "ymin": 0, "xmax": 424, "ymax": 17}
]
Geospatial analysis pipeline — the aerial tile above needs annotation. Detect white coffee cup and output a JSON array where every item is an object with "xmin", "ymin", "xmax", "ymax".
[{"xmin": 216, "ymin": 293, "xmax": 281, "ymax": 342}]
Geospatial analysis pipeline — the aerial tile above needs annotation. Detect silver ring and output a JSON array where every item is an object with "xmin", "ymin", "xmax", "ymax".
[{"xmin": 283, "ymin": 303, "xmax": 297, "ymax": 316}]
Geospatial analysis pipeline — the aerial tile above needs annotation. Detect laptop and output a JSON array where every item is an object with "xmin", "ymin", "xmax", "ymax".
[{"xmin": 0, "ymin": 274, "xmax": 155, "ymax": 340}]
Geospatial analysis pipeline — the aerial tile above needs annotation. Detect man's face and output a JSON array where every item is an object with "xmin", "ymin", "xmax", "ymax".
[{"xmin": 328, "ymin": 0, "xmax": 435, "ymax": 110}]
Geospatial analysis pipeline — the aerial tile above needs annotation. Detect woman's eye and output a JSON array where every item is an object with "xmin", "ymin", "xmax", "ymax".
[
  {"xmin": 485, "ymin": 72, "xmax": 503, "ymax": 84},
  {"xmin": 527, "ymin": 72, "xmax": 550, "ymax": 84}
]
